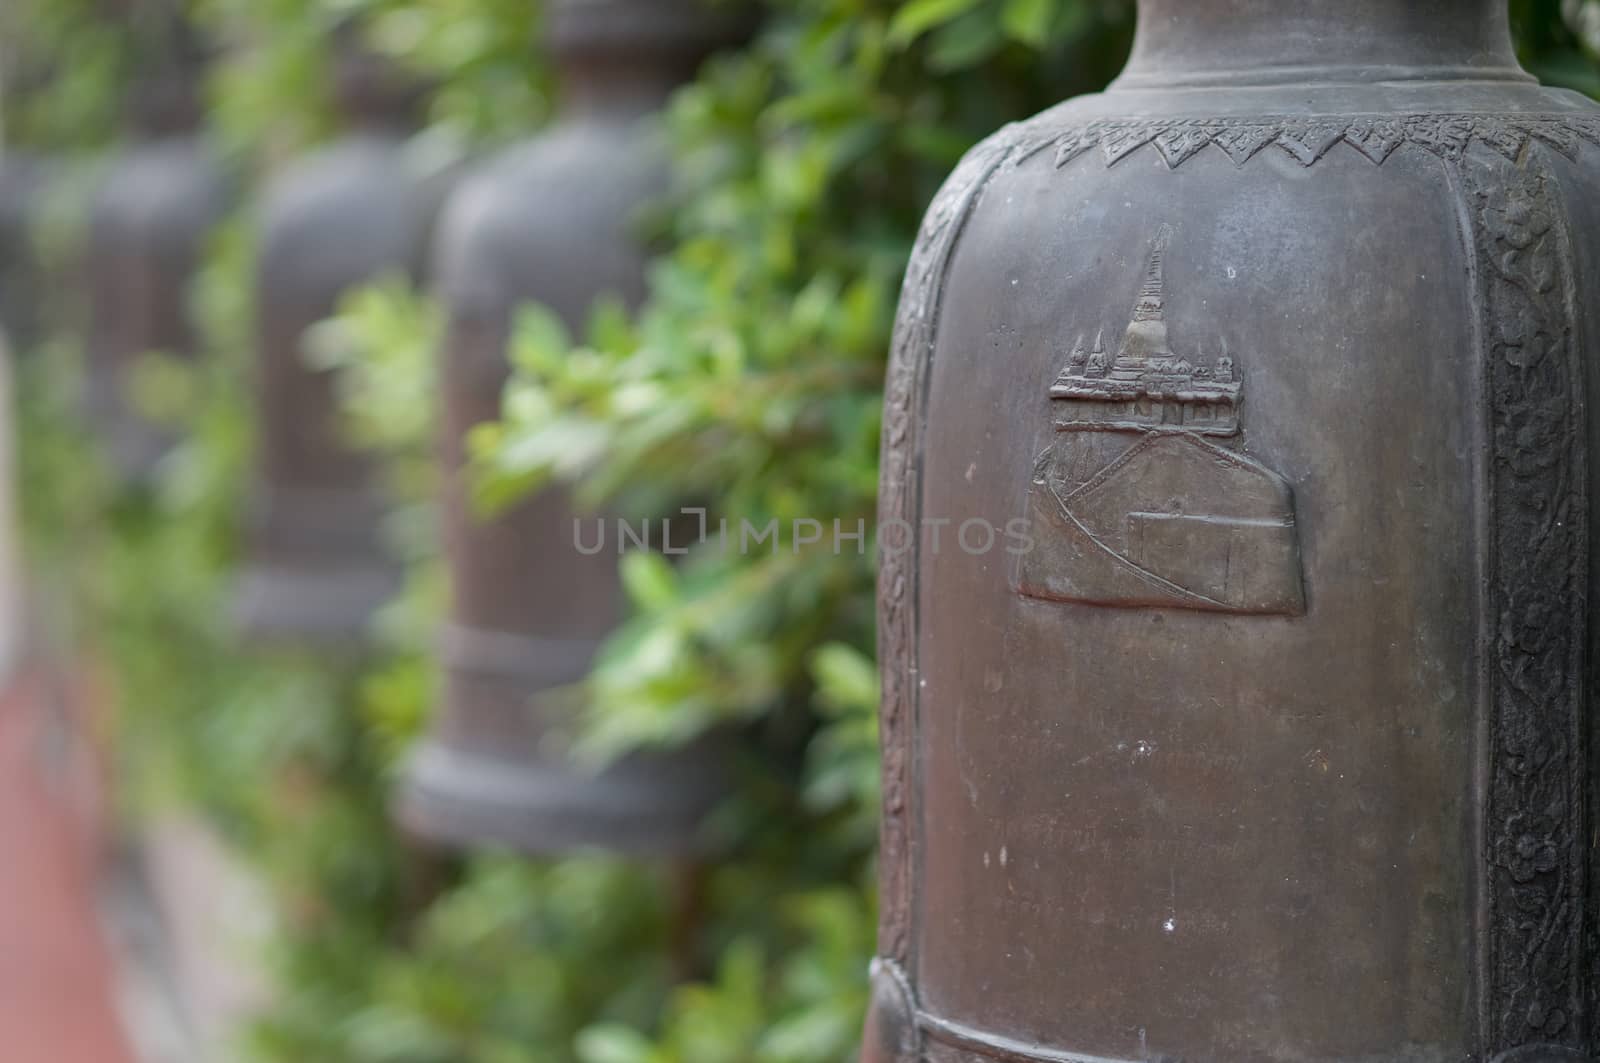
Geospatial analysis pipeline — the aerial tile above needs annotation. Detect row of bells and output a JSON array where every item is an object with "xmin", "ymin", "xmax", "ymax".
[{"xmin": 54, "ymin": 1, "xmax": 751, "ymax": 860}]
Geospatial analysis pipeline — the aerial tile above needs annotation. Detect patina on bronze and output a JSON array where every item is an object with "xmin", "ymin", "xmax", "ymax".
[
  {"xmin": 396, "ymin": 0, "xmax": 746, "ymax": 855},
  {"xmin": 83, "ymin": 14, "xmax": 227, "ymax": 483},
  {"xmin": 864, "ymin": 2, "xmax": 1600, "ymax": 1060},
  {"xmin": 233, "ymin": 29, "xmax": 441, "ymax": 645}
]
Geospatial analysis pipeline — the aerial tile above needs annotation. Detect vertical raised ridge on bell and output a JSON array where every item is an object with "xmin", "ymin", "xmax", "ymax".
[
  {"xmin": 395, "ymin": 0, "xmax": 748, "ymax": 857},
  {"xmin": 232, "ymin": 32, "xmax": 441, "ymax": 648},
  {"xmin": 1459, "ymin": 141, "xmax": 1592, "ymax": 1061}
]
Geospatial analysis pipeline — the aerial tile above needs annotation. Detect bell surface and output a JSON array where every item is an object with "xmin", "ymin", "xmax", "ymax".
[
  {"xmin": 395, "ymin": 0, "xmax": 744, "ymax": 857},
  {"xmin": 83, "ymin": 135, "xmax": 228, "ymax": 483},
  {"xmin": 0, "ymin": 152, "xmax": 52, "ymax": 353},
  {"xmin": 864, "ymin": 1, "xmax": 1600, "ymax": 1061},
  {"xmin": 233, "ymin": 38, "xmax": 442, "ymax": 646}
]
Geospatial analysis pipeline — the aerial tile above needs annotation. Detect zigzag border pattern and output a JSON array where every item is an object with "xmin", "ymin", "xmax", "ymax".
[{"xmin": 1031, "ymin": 113, "xmax": 1600, "ymax": 169}]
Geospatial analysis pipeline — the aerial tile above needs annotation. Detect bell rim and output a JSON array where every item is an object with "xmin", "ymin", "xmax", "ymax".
[{"xmin": 393, "ymin": 736, "xmax": 728, "ymax": 857}]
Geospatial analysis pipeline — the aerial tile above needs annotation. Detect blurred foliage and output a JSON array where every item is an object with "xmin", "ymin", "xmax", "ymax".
[
  {"xmin": 251, "ymin": 853, "xmax": 677, "ymax": 1063},
  {"xmin": 0, "ymin": 0, "xmax": 547, "ymax": 157},
  {"xmin": 0, "ymin": 0, "xmax": 138, "ymax": 149},
  {"xmin": 1518, "ymin": 0, "xmax": 1600, "ymax": 94},
  {"xmin": 7, "ymin": 2, "xmax": 1599, "ymax": 1063},
  {"xmin": 196, "ymin": 0, "xmax": 549, "ymax": 160}
]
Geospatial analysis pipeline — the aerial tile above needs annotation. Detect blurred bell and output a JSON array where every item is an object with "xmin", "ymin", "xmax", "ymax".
[
  {"xmin": 82, "ymin": 9, "xmax": 228, "ymax": 484},
  {"xmin": 0, "ymin": 47, "xmax": 58, "ymax": 355},
  {"xmin": 0, "ymin": 151, "xmax": 52, "ymax": 354},
  {"xmin": 396, "ymin": 0, "xmax": 751, "ymax": 856},
  {"xmin": 232, "ymin": 26, "xmax": 446, "ymax": 646}
]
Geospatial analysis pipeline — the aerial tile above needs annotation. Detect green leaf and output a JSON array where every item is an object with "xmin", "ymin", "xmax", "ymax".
[
  {"xmin": 508, "ymin": 303, "xmax": 575, "ymax": 377},
  {"xmin": 1001, "ymin": 0, "xmax": 1056, "ymax": 47},
  {"xmin": 756, "ymin": 1004, "xmax": 859, "ymax": 1063},
  {"xmin": 887, "ymin": 0, "xmax": 983, "ymax": 46},
  {"xmin": 620, "ymin": 550, "xmax": 679, "ymax": 612},
  {"xmin": 576, "ymin": 1024, "xmax": 657, "ymax": 1063},
  {"xmin": 811, "ymin": 643, "xmax": 879, "ymax": 715},
  {"xmin": 921, "ymin": 11, "xmax": 1004, "ymax": 72}
]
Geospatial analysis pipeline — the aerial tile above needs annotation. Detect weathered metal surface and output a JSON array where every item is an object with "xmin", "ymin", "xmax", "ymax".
[
  {"xmin": 864, "ymin": 1, "xmax": 1600, "ymax": 1060},
  {"xmin": 233, "ymin": 37, "xmax": 443, "ymax": 645},
  {"xmin": 396, "ymin": 0, "xmax": 746, "ymax": 856}
]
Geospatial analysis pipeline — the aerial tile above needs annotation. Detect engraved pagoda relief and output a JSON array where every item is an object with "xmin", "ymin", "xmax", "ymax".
[
  {"xmin": 1048, "ymin": 226, "xmax": 1242, "ymax": 436},
  {"xmin": 1017, "ymin": 224, "xmax": 1305, "ymax": 615}
]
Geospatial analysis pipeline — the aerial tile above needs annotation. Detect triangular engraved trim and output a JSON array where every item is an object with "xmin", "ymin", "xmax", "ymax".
[
  {"xmin": 1053, "ymin": 131, "xmax": 1096, "ymax": 168},
  {"xmin": 1100, "ymin": 126, "xmax": 1160, "ymax": 166},
  {"xmin": 1031, "ymin": 112, "xmax": 1600, "ymax": 171},
  {"xmin": 1209, "ymin": 124, "xmax": 1280, "ymax": 165},
  {"xmin": 1475, "ymin": 123, "xmax": 1532, "ymax": 162},
  {"xmin": 1405, "ymin": 116, "xmax": 1475, "ymax": 161},
  {"xmin": 1273, "ymin": 122, "xmax": 1347, "ymax": 165},
  {"xmin": 1342, "ymin": 120, "xmax": 1408, "ymax": 164},
  {"xmin": 1153, "ymin": 126, "xmax": 1215, "ymax": 168}
]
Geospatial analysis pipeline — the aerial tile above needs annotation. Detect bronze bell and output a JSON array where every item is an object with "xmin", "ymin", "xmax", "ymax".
[
  {"xmin": 0, "ymin": 46, "xmax": 63, "ymax": 354},
  {"xmin": 863, "ymin": 1, "xmax": 1600, "ymax": 1060},
  {"xmin": 233, "ymin": 28, "xmax": 442, "ymax": 645},
  {"xmin": 83, "ymin": 11, "xmax": 228, "ymax": 483},
  {"xmin": 396, "ymin": 0, "xmax": 747, "ymax": 856}
]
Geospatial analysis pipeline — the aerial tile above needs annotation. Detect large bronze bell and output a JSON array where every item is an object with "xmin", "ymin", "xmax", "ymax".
[
  {"xmin": 83, "ymin": 18, "xmax": 228, "ymax": 483},
  {"xmin": 862, "ymin": 1, "xmax": 1600, "ymax": 1060},
  {"xmin": 233, "ymin": 30, "xmax": 442, "ymax": 646},
  {"xmin": 396, "ymin": 0, "xmax": 746, "ymax": 856}
]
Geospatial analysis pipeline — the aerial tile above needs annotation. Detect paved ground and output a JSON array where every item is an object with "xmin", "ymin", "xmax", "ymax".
[{"xmin": 0, "ymin": 670, "xmax": 137, "ymax": 1063}]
